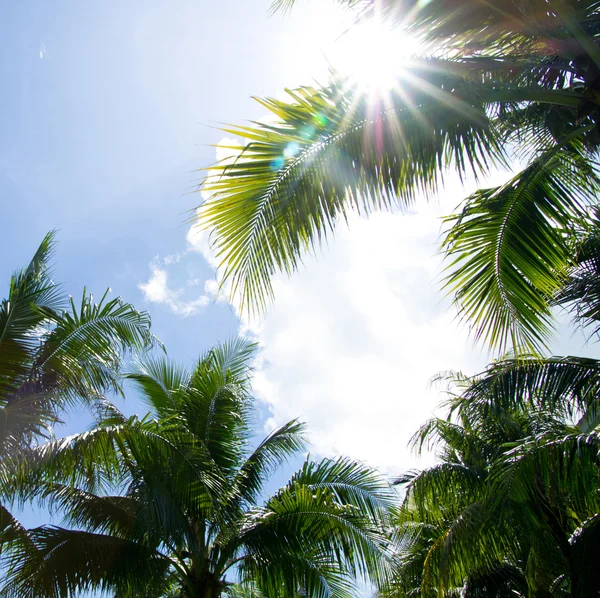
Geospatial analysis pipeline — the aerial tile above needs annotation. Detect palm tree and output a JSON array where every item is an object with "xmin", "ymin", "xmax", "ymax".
[
  {"xmin": 0, "ymin": 232, "xmax": 155, "ymax": 564},
  {"xmin": 386, "ymin": 358, "xmax": 600, "ymax": 597},
  {"xmin": 197, "ymin": 0, "xmax": 600, "ymax": 353},
  {"xmin": 0, "ymin": 339, "xmax": 394, "ymax": 598}
]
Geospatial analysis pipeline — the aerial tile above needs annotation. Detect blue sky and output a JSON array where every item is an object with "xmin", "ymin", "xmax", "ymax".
[
  {"xmin": 0, "ymin": 0, "xmax": 345, "ymax": 388},
  {"xmin": 3, "ymin": 0, "xmax": 600, "ymax": 579}
]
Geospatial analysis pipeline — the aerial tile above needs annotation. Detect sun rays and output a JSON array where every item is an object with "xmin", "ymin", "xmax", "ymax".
[{"xmin": 327, "ymin": 19, "xmax": 420, "ymax": 96}]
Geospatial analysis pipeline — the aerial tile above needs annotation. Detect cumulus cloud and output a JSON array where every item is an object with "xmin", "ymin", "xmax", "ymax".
[
  {"xmin": 244, "ymin": 210, "xmax": 489, "ymax": 474},
  {"xmin": 138, "ymin": 260, "xmax": 210, "ymax": 317},
  {"xmin": 185, "ymin": 203, "xmax": 488, "ymax": 473}
]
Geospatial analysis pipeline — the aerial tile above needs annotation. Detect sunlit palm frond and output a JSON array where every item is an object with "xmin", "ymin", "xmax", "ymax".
[
  {"xmin": 241, "ymin": 545, "xmax": 356, "ymax": 598},
  {"xmin": 367, "ymin": 0, "xmax": 600, "ymax": 52},
  {"xmin": 5, "ymin": 419, "xmax": 221, "ymax": 504},
  {"xmin": 398, "ymin": 463, "xmax": 484, "ymax": 523},
  {"xmin": 287, "ymin": 456, "xmax": 396, "ymax": 519},
  {"xmin": 443, "ymin": 138, "xmax": 600, "ymax": 352},
  {"xmin": 228, "ymin": 419, "xmax": 307, "ymax": 509},
  {"xmin": 36, "ymin": 289, "xmax": 157, "ymax": 404},
  {"xmin": 128, "ymin": 345, "xmax": 253, "ymax": 481},
  {"xmin": 235, "ymin": 457, "xmax": 394, "ymax": 598},
  {"xmin": 408, "ymin": 417, "xmax": 493, "ymax": 468},
  {"xmin": 241, "ymin": 486, "xmax": 391, "ymax": 596},
  {"xmin": 0, "ymin": 233, "xmax": 155, "ymax": 464},
  {"xmin": 419, "ymin": 500, "xmax": 518, "ymax": 598},
  {"xmin": 204, "ymin": 337, "xmax": 257, "ymax": 381},
  {"xmin": 1, "ymin": 327, "xmax": 395, "ymax": 598},
  {"xmin": 127, "ymin": 357, "xmax": 190, "ymax": 416},
  {"xmin": 199, "ymin": 73, "xmax": 503, "ymax": 313},
  {"xmin": 491, "ymin": 431, "xmax": 600, "ymax": 514}
]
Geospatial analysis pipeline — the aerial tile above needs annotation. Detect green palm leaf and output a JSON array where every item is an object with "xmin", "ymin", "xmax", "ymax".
[
  {"xmin": 0, "ymin": 232, "xmax": 62, "ymax": 397},
  {"xmin": 36, "ymin": 289, "xmax": 157, "ymax": 404},
  {"xmin": 454, "ymin": 355, "xmax": 600, "ymax": 427},
  {"xmin": 556, "ymin": 214, "xmax": 600, "ymax": 336},
  {"xmin": 0, "ymin": 505, "xmax": 33, "ymax": 552},
  {"xmin": 443, "ymin": 139, "xmax": 600, "ymax": 351},
  {"xmin": 240, "ymin": 457, "xmax": 394, "ymax": 594},
  {"xmin": 1, "ymin": 339, "xmax": 394, "ymax": 598},
  {"xmin": 200, "ymin": 74, "xmax": 503, "ymax": 314},
  {"xmin": 0, "ymin": 527, "xmax": 173, "ymax": 598},
  {"xmin": 491, "ymin": 431, "xmax": 600, "ymax": 513},
  {"xmin": 228, "ymin": 419, "xmax": 307, "ymax": 509}
]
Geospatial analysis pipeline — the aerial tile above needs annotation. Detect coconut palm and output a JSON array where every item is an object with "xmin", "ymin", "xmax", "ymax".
[
  {"xmin": 0, "ymin": 232, "xmax": 155, "ymax": 564},
  {"xmin": 0, "ymin": 339, "xmax": 394, "ymax": 598},
  {"xmin": 386, "ymin": 358, "xmax": 600, "ymax": 597},
  {"xmin": 198, "ymin": 0, "xmax": 600, "ymax": 353}
]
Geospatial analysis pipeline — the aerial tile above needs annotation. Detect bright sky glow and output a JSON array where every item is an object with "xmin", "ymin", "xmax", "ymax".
[{"xmin": 326, "ymin": 20, "xmax": 420, "ymax": 93}]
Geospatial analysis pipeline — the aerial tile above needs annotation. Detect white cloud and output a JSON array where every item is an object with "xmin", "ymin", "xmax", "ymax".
[
  {"xmin": 185, "ymin": 202, "xmax": 489, "ymax": 473},
  {"xmin": 39, "ymin": 43, "xmax": 48, "ymax": 59},
  {"xmin": 244, "ymin": 210, "xmax": 488, "ymax": 474},
  {"xmin": 138, "ymin": 260, "xmax": 210, "ymax": 317},
  {"xmin": 163, "ymin": 252, "xmax": 182, "ymax": 265}
]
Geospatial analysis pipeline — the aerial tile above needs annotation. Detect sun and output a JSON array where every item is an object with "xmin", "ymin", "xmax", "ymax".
[{"xmin": 326, "ymin": 20, "xmax": 419, "ymax": 93}]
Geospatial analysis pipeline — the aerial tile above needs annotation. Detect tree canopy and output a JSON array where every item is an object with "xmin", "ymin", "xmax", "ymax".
[{"xmin": 0, "ymin": 339, "xmax": 394, "ymax": 598}]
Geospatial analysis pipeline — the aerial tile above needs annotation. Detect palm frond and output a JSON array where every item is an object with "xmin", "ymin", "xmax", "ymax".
[
  {"xmin": 3, "ymin": 419, "xmax": 221, "ymax": 505},
  {"xmin": 0, "ymin": 527, "xmax": 172, "ymax": 598},
  {"xmin": 199, "ymin": 73, "xmax": 503, "ymax": 313},
  {"xmin": 570, "ymin": 513, "xmax": 600, "ymax": 597},
  {"xmin": 398, "ymin": 463, "xmax": 484, "ymax": 523},
  {"xmin": 490, "ymin": 431, "xmax": 600, "ymax": 514},
  {"xmin": 454, "ymin": 355, "xmax": 600, "ymax": 424},
  {"xmin": 204, "ymin": 337, "xmax": 257, "ymax": 381},
  {"xmin": 242, "ymin": 545, "xmax": 356, "ymax": 598},
  {"xmin": 286, "ymin": 456, "xmax": 396, "ymax": 518},
  {"xmin": 229, "ymin": 419, "xmax": 307, "ymax": 509},
  {"xmin": 127, "ymin": 357, "xmax": 190, "ymax": 416},
  {"xmin": 443, "ymin": 138, "xmax": 600, "ymax": 352},
  {"xmin": 556, "ymin": 214, "xmax": 600, "ymax": 337},
  {"xmin": 0, "ymin": 232, "xmax": 62, "ymax": 398},
  {"xmin": 0, "ymin": 504, "xmax": 33, "ymax": 551},
  {"xmin": 381, "ymin": 0, "xmax": 600, "ymax": 51},
  {"xmin": 35, "ymin": 289, "xmax": 156, "ymax": 404}
]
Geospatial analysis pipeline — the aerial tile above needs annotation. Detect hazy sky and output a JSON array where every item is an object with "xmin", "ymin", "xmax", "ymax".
[{"xmin": 2, "ymin": 0, "xmax": 598, "ymax": 564}]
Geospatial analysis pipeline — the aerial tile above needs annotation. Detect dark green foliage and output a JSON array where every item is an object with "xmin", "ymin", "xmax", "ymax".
[
  {"xmin": 0, "ymin": 340, "xmax": 394, "ymax": 598},
  {"xmin": 0, "ymin": 232, "xmax": 155, "ymax": 589},
  {"xmin": 386, "ymin": 358, "xmax": 600, "ymax": 597}
]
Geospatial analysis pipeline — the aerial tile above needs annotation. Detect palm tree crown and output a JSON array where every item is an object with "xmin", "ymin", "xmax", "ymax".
[
  {"xmin": 1, "ymin": 339, "xmax": 394, "ymax": 598},
  {"xmin": 0, "ymin": 232, "xmax": 155, "ymax": 573},
  {"xmin": 386, "ymin": 356, "xmax": 600, "ymax": 597}
]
